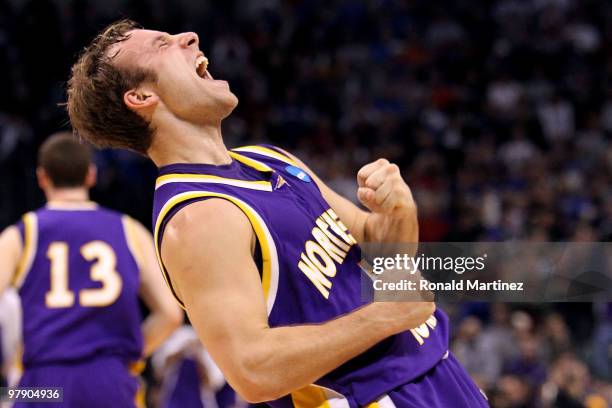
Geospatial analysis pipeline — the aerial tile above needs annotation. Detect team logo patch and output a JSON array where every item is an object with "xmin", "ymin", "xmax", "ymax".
[{"xmin": 284, "ymin": 165, "xmax": 311, "ymax": 182}]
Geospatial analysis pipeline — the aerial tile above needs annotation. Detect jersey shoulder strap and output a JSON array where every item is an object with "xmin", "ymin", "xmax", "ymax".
[
  {"xmin": 231, "ymin": 144, "xmax": 297, "ymax": 166},
  {"xmin": 12, "ymin": 211, "xmax": 38, "ymax": 288}
]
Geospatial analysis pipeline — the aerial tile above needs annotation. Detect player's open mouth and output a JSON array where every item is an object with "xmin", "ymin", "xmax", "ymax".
[{"xmin": 195, "ymin": 55, "xmax": 211, "ymax": 79}]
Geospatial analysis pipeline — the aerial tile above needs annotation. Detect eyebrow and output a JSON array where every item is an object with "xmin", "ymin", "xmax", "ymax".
[{"xmin": 151, "ymin": 33, "xmax": 171, "ymax": 46}]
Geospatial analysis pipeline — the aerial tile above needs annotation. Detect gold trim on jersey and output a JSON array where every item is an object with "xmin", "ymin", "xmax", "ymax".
[
  {"xmin": 155, "ymin": 174, "xmax": 273, "ymax": 191},
  {"xmin": 291, "ymin": 384, "xmax": 350, "ymax": 408},
  {"xmin": 228, "ymin": 151, "xmax": 274, "ymax": 173},
  {"xmin": 12, "ymin": 212, "xmax": 38, "ymax": 288},
  {"xmin": 232, "ymin": 145, "xmax": 297, "ymax": 165},
  {"xmin": 153, "ymin": 191, "xmax": 279, "ymax": 314}
]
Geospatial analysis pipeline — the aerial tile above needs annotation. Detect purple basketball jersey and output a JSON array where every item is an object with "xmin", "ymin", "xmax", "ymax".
[
  {"xmin": 152, "ymin": 146, "xmax": 449, "ymax": 406},
  {"xmin": 14, "ymin": 204, "xmax": 143, "ymax": 368}
]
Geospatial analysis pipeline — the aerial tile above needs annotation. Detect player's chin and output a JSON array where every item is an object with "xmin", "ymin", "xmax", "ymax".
[
  {"xmin": 221, "ymin": 90, "xmax": 239, "ymax": 109},
  {"xmin": 214, "ymin": 92, "xmax": 239, "ymax": 118}
]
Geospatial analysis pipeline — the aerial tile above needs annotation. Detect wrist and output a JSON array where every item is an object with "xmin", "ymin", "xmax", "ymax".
[
  {"xmin": 390, "ymin": 202, "xmax": 417, "ymax": 220},
  {"xmin": 361, "ymin": 303, "xmax": 400, "ymax": 337}
]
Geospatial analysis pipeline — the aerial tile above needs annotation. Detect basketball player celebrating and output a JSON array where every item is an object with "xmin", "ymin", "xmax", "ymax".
[
  {"xmin": 0, "ymin": 133, "xmax": 183, "ymax": 407},
  {"xmin": 67, "ymin": 20, "xmax": 488, "ymax": 407}
]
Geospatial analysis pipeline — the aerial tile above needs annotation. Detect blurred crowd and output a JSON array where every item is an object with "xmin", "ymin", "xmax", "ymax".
[
  {"xmin": 0, "ymin": 0, "xmax": 611, "ymax": 240},
  {"xmin": 0, "ymin": 0, "xmax": 610, "ymax": 406},
  {"xmin": 448, "ymin": 302, "xmax": 611, "ymax": 407}
]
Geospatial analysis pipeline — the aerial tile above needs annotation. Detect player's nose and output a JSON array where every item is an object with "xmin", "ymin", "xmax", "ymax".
[{"xmin": 177, "ymin": 32, "xmax": 199, "ymax": 49}]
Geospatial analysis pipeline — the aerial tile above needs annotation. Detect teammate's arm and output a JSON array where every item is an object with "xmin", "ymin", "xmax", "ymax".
[
  {"xmin": 280, "ymin": 150, "xmax": 418, "ymax": 247},
  {"xmin": 127, "ymin": 218, "xmax": 183, "ymax": 357},
  {"xmin": 162, "ymin": 199, "xmax": 434, "ymax": 403},
  {"xmin": 0, "ymin": 226, "xmax": 22, "ymax": 294}
]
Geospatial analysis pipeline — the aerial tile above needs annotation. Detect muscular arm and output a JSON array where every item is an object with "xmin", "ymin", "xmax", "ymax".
[
  {"xmin": 0, "ymin": 226, "xmax": 22, "ymax": 294},
  {"xmin": 279, "ymin": 150, "xmax": 418, "ymax": 246},
  {"xmin": 162, "ymin": 199, "xmax": 433, "ymax": 402},
  {"xmin": 126, "ymin": 218, "xmax": 183, "ymax": 357}
]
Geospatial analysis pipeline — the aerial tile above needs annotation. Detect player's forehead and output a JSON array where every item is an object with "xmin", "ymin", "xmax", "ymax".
[{"xmin": 109, "ymin": 29, "xmax": 169, "ymax": 63}]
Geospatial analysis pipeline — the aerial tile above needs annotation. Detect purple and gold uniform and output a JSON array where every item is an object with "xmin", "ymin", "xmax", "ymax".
[
  {"xmin": 12, "ymin": 203, "xmax": 143, "ymax": 408},
  {"xmin": 153, "ymin": 145, "xmax": 488, "ymax": 408}
]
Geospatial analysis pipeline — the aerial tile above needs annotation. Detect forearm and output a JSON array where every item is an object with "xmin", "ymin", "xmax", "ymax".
[
  {"xmin": 141, "ymin": 313, "xmax": 180, "ymax": 357},
  {"xmin": 228, "ymin": 303, "xmax": 396, "ymax": 401}
]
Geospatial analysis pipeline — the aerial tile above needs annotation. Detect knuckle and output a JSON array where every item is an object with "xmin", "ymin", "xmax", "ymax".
[{"xmin": 387, "ymin": 163, "xmax": 400, "ymax": 174}]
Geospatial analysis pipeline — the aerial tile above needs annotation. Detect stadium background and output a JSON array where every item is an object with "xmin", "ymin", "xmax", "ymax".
[{"xmin": 0, "ymin": 0, "xmax": 610, "ymax": 406}]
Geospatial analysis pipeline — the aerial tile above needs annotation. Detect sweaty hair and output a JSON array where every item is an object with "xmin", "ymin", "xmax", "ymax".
[
  {"xmin": 38, "ymin": 133, "xmax": 92, "ymax": 188},
  {"xmin": 67, "ymin": 19, "xmax": 156, "ymax": 154}
]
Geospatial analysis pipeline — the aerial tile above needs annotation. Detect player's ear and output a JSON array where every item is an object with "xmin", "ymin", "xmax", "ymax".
[
  {"xmin": 36, "ymin": 167, "xmax": 50, "ymax": 190},
  {"xmin": 85, "ymin": 164, "xmax": 97, "ymax": 189},
  {"xmin": 124, "ymin": 86, "xmax": 159, "ymax": 113}
]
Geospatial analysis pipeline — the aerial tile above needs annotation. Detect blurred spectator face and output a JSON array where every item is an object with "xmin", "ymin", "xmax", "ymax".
[
  {"xmin": 544, "ymin": 313, "xmax": 569, "ymax": 341},
  {"xmin": 494, "ymin": 375, "xmax": 531, "ymax": 407},
  {"xmin": 511, "ymin": 310, "xmax": 534, "ymax": 337},
  {"xmin": 458, "ymin": 316, "xmax": 482, "ymax": 341},
  {"xmin": 111, "ymin": 29, "xmax": 238, "ymax": 125},
  {"xmin": 518, "ymin": 335, "xmax": 540, "ymax": 361},
  {"xmin": 491, "ymin": 303, "xmax": 510, "ymax": 325}
]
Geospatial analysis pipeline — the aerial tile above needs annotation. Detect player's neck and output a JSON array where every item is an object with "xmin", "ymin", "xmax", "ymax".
[
  {"xmin": 46, "ymin": 188, "xmax": 90, "ymax": 204},
  {"xmin": 148, "ymin": 119, "xmax": 232, "ymax": 167}
]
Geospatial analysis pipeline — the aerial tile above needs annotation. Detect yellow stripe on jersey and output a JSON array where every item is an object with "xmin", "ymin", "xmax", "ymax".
[
  {"xmin": 153, "ymin": 191, "xmax": 279, "ymax": 313},
  {"xmin": 232, "ymin": 145, "xmax": 297, "ymax": 165},
  {"xmin": 291, "ymin": 385, "xmax": 331, "ymax": 408},
  {"xmin": 228, "ymin": 151, "xmax": 274, "ymax": 173},
  {"xmin": 12, "ymin": 212, "xmax": 37, "ymax": 288},
  {"xmin": 128, "ymin": 359, "xmax": 146, "ymax": 375},
  {"xmin": 134, "ymin": 377, "xmax": 146, "ymax": 408},
  {"xmin": 155, "ymin": 173, "xmax": 272, "ymax": 191},
  {"xmin": 291, "ymin": 384, "xmax": 351, "ymax": 408}
]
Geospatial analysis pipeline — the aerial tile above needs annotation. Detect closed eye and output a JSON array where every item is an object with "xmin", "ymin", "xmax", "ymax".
[{"xmin": 153, "ymin": 34, "xmax": 171, "ymax": 49}]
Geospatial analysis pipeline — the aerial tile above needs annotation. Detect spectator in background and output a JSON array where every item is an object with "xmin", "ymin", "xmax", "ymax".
[
  {"xmin": 538, "ymin": 93, "xmax": 575, "ymax": 142},
  {"xmin": 504, "ymin": 334, "xmax": 548, "ymax": 388},
  {"xmin": 491, "ymin": 375, "xmax": 533, "ymax": 408},
  {"xmin": 592, "ymin": 303, "xmax": 612, "ymax": 381},
  {"xmin": 542, "ymin": 353, "xmax": 591, "ymax": 408}
]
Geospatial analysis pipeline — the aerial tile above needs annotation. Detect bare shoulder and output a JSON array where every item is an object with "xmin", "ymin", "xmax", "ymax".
[
  {"xmin": 0, "ymin": 225, "xmax": 22, "ymax": 292},
  {"xmin": 162, "ymin": 198, "xmax": 254, "ymax": 253},
  {"xmin": 0, "ymin": 225, "xmax": 21, "ymax": 253}
]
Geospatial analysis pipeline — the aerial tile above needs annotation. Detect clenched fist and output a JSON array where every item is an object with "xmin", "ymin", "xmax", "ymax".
[{"xmin": 357, "ymin": 159, "xmax": 416, "ymax": 215}]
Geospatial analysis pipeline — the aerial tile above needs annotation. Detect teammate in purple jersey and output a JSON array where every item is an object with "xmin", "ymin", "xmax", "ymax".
[
  {"xmin": 0, "ymin": 133, "xmax": 183, "ymax": 408},
  {"xmin": 66, "ymin": 20, "xmax": 489, "ymax": 407}
]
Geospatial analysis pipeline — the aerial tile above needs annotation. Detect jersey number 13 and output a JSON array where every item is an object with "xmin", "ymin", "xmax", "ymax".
[{"xmin": 45, "ymin": 241, "xmax": 123, "ymax": 308}]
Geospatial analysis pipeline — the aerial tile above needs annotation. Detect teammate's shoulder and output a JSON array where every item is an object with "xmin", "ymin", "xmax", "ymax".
[{"xmin": 9, "ymin": 209, "xmax": 39, "ymax": 231}]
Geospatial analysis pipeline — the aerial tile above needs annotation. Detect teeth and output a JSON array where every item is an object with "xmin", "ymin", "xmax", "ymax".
[{"xmin": 195, "ymin": 55, "xmax": 209, "ymax": 77}]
